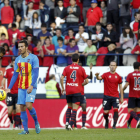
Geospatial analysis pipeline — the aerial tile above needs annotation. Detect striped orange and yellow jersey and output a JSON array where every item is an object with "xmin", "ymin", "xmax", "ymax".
[{"xmin": 14, "ymin": 53, "xmax": 39, "ymax": 89}]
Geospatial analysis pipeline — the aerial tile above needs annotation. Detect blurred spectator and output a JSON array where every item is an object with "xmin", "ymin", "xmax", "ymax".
[
  {"xmin": 75, "ymin": 25, "xmax": 89, "ymax": 52},
  {"xmin": 45, "ymin": 0, "xmax": 55, "ymax": 24},
  {"xmin": 13, "ymin": 0, "xmax": 23, "ymax": 15},
  {"xmin": 100, "ymin": 1, "xmax": 107, "ymax": 27},
  {"xmin": 24, "ymin": 2, "xmax": 35, "ymax": 29},
  {"xmin": 91, "ymin": 22, "xmax": 105, "ymax": 49},
  {"xmin": 0, "ymin": 0, "xmax": 5, "ymax": 20},
  {"xmin": 131, "ymin": 0, "xmax": 140, "ymax": 21},
  {"xmin": 0, "ymin": 33, "xmax": 10, "ymax": 46},
  {"xmin": 55, "ymin": 0, "xmax": 66, "ymax": 28},
  {"xmin": 102, "ymin": 23, "xmax": 119, "ymax": 47},
  {"xmin": 0, "ymin": 47, "xmax": 5, "ymax": 68},
  {"xmin": 52, "ymin": 28, "xmax": 64, "ymax": 47},
  {"xmin": 50, "ymin": 22, "xmax": 56, "ymax": 36},
  {"xmin": 83, "ymin": 39, "xmax": 97, "ymax": 66},
  {"xmin": 8, "ymin": 23, "xmax": 20, "ymax": 45},
  {"xmin": 64, "ymin": 28, "xmax": 75, "ymax": 45},
  {"xmin": 0, "ymin": 21, "xmax": 8, "ymax": 40},
  {"xmin": 103, "ymin": 43, "xmax": 116, "ymax": 66},
  {"xmin": 119, "ymin": 0, "xmax": 131, "ymax": 27},
  {"xmin": 37, "ymin": 23, "xmax": 52, "ymax": 44},
  {"xmin": 27, "ymin": 35, "xmax": 35, "ymax": 53},
  {"xmin": 85, "ymin": 0, "xmax": 103, "ymax": 27},
  {"xmin": 26, "ymin": 0, "xmax": 40, "ymax": 10},
  {"xmin": 61, "ymin": 0, "xmax": 80, "ymax": 27},
  {"xmin": 29, "ymin": 12, "xmax": 41, "ymax": 29},
  {"xmin": 82, "ymin": 0, "xmax": 91, "ymax": 23},
  {"xmin": 39, "ymin": 0, "xmax": 50, "ymax": 27},
  {"xmin": 76, "ymin": 0, "xmax": 83, "ymax": 22},
  {"xmin": 130, "ymin": 12, "xmax": 140, "ymax": 40},
  {"xmin": 2, "ymin": 43, "xmax": 13, "ymax": 67},
  {"xmin": 14, "ymin": 14, "xmax": 25, "ymax": 29},
  {"xmin": 42, "ymin": 37, "xmax": 55, "ymax": 67},
  {"xmin": 33, "ymin": 40, "xmax": 44, "ymax": 66},
  {"xmin": 120, "ymin": 26, "xmax": 137, "ymax": 50},
  {"xmin": 107, "ymin": 0, "xmax": 119, "ymax": 32},
  {"xmin": 65, "ymin": 39, "xmax": 79, "ymax": 65},
  {"xmin": 55, "ymin": 37, "xmax": 67, "ymax": 66},
  {"xmin": 1, "ymin": 0, "xmax": 14, "ymax": 29},
  {"xmin": 123, "ymin": 47, "xmax": 137, "ymax": 66},
  {"xmin": 131, "ymin": 38, "xmax": 140, "ymax": 62},
  {"xmin": 63, "ymin": 0, "xmax": 70, "ymax": 7}
]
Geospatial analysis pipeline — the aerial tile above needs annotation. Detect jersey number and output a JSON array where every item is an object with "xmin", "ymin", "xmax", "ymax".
[
  {"xmin": 134, "ymin": 77, "xmax": 140, "ymax": 87},
  {"xmin": 70, "ymin": 70, "xmax": 77, "ymax": 82}
]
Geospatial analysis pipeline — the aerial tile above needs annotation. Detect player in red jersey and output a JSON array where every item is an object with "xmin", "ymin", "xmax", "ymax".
[
  {"xmin": 123, "ymin": 62, "xmax": 140, "ymax": 128},
  {"xmin": 60, "ymin": 54, "xmax": 89, "ymax": 130},
  {"xmin": 1, "ymin": 57, "xmax": 21, "ymax": 129},
  {"xmin": 95, "ymin": 61, "xmax": 123, "ymax": 129}
]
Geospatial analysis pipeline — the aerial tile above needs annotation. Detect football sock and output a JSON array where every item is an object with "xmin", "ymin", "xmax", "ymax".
[
  {"xmin": 21, "ymin": 111, "xmax": 28, "ymax": 132},
  {"xmin": 15, "ymin": 113, "xmax": 21, "ymax": 127},
  {"xmin": 113, "ymin": 109, "xmax": 118, "ymax": 127},
  {"xmin": 69, "ymin": 109, "xmax": 77, "ymax": 127},
  {"xmin": 8, "ymin": 115, "xmax": 13, "ymax": 124},
  {"xmin": 66, "ymin": 107, "xmax": 72, "ymax": 123},
  {"xmin": 29, "ymin": 107, "xmax": 39, "ymax": 125},
  {"xmin": 130, "ymin": 111, "xmax": 139, "ymax": 121},
  {"xmin": 103, "ymin": 112, "xmax": 109, "ymax": 123},
  {"xmin": 128, "ymin": 115, "xmax": 133, "ymax": 124},
  {"xmin": 74, "ymin": 122, "xmax": 77, "ymax": 128},
  {"xmin": 82, "ymin": 111, "xmax": 86, "ymax": 127},
  {"xmin": 137, "ymin": 112, "xmax": 140, "ymax": 118}
]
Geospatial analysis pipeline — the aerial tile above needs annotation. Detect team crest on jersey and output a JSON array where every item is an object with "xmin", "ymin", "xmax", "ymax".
[
  {"xmin": 109, "ymin": 75, "xmax": 111, "ymax": 78},
  {"xmin": 115, "ymin": 76, "xmax": 117, "ymax": 78},
  {"xmin": 20, "ymin": 66, "xmax": 25, "ymax": 72},
  {"xmin": 27, "ymin": 59, "xmax": 30, "ymax": 62}
]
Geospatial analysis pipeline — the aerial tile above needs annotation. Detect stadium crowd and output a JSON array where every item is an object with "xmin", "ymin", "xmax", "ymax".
[{"xmin": 0, "ymin": 0, "xmax": 140, "ymax": 67}]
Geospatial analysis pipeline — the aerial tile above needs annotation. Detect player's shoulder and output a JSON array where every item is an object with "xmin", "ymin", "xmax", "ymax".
[
  {"xmin": 103, "ymin": 72, "xmax": 110, "ymax": 75},
  {"xmin": 115, "ymin": 72, "xmax": 122, "ymax": 77},
  {"xmin": 29, "ymin": 53, "xmax": 38, "ymax": 59}
]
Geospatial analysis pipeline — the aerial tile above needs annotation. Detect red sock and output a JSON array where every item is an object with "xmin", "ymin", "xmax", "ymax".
[
  {"xmin": 137, "ymin": 112, "xmax": 140, "ymax": 118},
  {"xmin": 15, "ymin": 113, "xmax": 21, "ymax": 127}
]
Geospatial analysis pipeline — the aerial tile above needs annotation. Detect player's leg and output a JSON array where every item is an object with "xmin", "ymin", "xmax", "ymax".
[
  {"xmin": 15, "ymin": 104, "xmax": 21, "ymax": 129},
  {"xmin": 135, "ymin": 98, "xmax": 140, "ymax": 128},
  {"xmin": 26, "ymin": 88, "xmax": 41, "ymax": 134},
  {"xmin": 102, "ymin": 96, "xmax": 111, "ymax": 129}
]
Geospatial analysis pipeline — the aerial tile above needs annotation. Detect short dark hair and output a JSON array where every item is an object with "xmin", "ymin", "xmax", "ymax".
[
  {"xmin": 57, "ymin": 0, "xmax": 63, "ymax": 2},
  {"xmin": 19, "ymin": 40, "xmax": 28, "ymax": 47},
  {"xmin": 79, "ymin": 25, "xmax": 84, "ymax": 28},
  {"xmin": 41, "ymin": 23, "xmax": 47, "ymax": 28},
  {"xmin": 1, "ymin": 33, "xmax": 6, "ymax": 37},
  {"xmin": 56, "ymin": 28, "xmax": 61, "ymax": 32},
  {"xmin": 68, "ymin": 28, "xmax": 74, "ymax": 32},
  {"xmin": 0, "ymin": 47, "xmax": 5, "ymax": 55},
  {"xmin": 72, "ymin": 54, "xmax": 79, "ymax": 62},
  {"xmin": 2, "ymin": 43, "xmax": 9, "ymax": 51},
  {"xmin": 12, "ymin": 23, "xmax": 17, "ymax": 28},
  {"xmin": 0, "ymin": 21, "xmax": 1, "ymax": 26},
  {"xmin": 69, "ymin": 38, "xmax": 75, "ymax": 43},
  {"xmin": 110, "ymin": 61, "xmax": 117, "ymax": 66},
  {"xmin": 133, "ymin": 62, "xmax": 140, "ymax": 69},
  {"xmin": 96, "ymin": 22, "xmax": 101, "ymax": 26},
  {"xmin": 45, "ymin": 37, "xmax": 50, "ymax": 40},
  {"xmin": 49, "ymin": 74, "xmax": 55, "ymax": 80},
  {"xmin": 107, "ymin": 22, "xmax": 112, "ymax": 26},
  {"xmin": 40, "ymin": 0, "xmax": 45, "ymax": 4},
  {"xmin": 134, "ymin": 12, "xmax": 139, "ymax": 17},
  {"xmin": 11, "ymin": 57, "xmax": 16, "ymax": 62},
  {"xmin": 57, "ymin": 37, "xmax": 63, "ymax": 42}
]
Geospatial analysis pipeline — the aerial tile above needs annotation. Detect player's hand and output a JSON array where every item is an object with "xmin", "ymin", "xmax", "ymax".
[
  {"xmin": 5, "ymin": 88, "xmax": 11, "ymax": 94},
  {"xmin": 27, "ymin": 85, "xmax": 33, "ymax": 94},
  {"xmin": 120, "ymin": 98, "xmax": 123, "ymax": 104},
  {"xmin": 61, "ymin": 89, "xmax": 65, "ymax": 95},
  {"xmin": 0, "ymin": 86, "xmax": 4, "ymax": 89},
  {"xmin": 95, "ymin": 73, "xmax": 99, "ymax": 77},
  {"xmin": 90, "ymin": 63, "xmax": 93, "ymax": 69}
]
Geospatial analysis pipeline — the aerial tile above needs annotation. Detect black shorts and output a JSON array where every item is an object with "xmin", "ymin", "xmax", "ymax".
[
  {"xmin": 102, "ymin": 95, "xmax": 119, "ymax": 110},
  {"xmin": 6, "ymin": 93, "xmax": 18, "ymax": 107},
  {"xmin": 66, "ymin": 94, "xmax": 81, "ymax": 105},
  {"xmin": 80, "ymin": 95, "xmax": 86, "ymax": 105},
  {"xmin": 128, "ymin": 97, "xmax": 140, "ymax": 108}
]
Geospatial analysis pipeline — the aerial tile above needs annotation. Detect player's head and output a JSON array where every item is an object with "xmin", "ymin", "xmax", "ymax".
[
  {"xmin": 49, "ymin": 74, "xmax": 56, "ymax": 80},
  {"xmin": 109, "ymin": 61, "xmax": 117, "ymax": 73},
  {"xmin": 133, "ymin": 62, "xmax": 140, "ymax": 70},
  {"xmin": 18, "ymin": 40, "xmax": 28, "ymax": 55},
  {"xmin": 11, "ymin": 57, "xmax": 16, "ymax": 67},
  {"xmin": 0, "ymin": 47, "xmax": 5, "ymax": 59},
  {"xmin": 72, "ymin": 54, "xmax": 79, "ymax": 63}
]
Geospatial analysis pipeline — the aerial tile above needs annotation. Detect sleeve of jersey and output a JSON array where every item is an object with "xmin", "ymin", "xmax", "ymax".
[
  {"xmin": 32, "ymin": 55, "xmax": 39, "ymax": 69},
  {"xmin": 31, "ymin": 68, "xmax": 39, "ymax": 87},
  {"xmin": 3, "ymin": 70, "xmax": 8, "ymax": 78},
  {"xmin": 119, "ymin": 76, "xmax": 123, "ymax": 84},
  {"xmin": 8, "ymin": 71, "xmax": 19, "ymax": 89},
  {"xmin": 126, "ymin": 74, "xmax": 130, "ymax": 83},
  {"xmin": 83, "ymin": 68, "xmax": 88, "ymax": 79},
  {"xmin": 14, "ymin": 58, "xmax": 20, "ymax": 72},
  {"xmin": 101, "ymin": 74, "xmax": 105, "ymax": 79}
]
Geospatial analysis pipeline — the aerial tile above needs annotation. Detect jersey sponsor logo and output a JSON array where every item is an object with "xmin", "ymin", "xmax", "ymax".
[
  {"xmin": 67, "ymin": 83, "xmax": 78, "ymax": 86},
  {"xmin": 70, "ymin": 66, "xmax": 79, "ymax": 69},
  {"xmin": 133, "ymin": 88, "xmax": 140, "ymax": 91}
]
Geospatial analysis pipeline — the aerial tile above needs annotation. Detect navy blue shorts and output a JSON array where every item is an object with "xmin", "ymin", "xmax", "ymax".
[
  {"xmin": 6, "ymin": 93, "xmax": 18, "ymax": 107},
  {"xmin": 102, "ymin": 95, "xmax": 119, "ymax": 110},
  {"xmin": 66, "ymin": 94, "xmax": 81, "ymax": 104},
  {"xmin": 128, "ymin": 97, "xmax": 140, "ymax": 108},
  {"xmin": 80, "ymin": 95, "xmax": 86, "ymax": 105}
]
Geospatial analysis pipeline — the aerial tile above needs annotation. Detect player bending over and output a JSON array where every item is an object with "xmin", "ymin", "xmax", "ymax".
[
  {"xmin": 5, "ymin": 40, "xmax": 41, "ymax": 135},
  {"xmin": 95, "ymin": 61, "xmax": 123, "ymax": 129},
  {"xmin": 123, "ymin": 62, "xmax": 140, "ymax": 128},
  {"xmin": 1, "ymin": 57, "xmax": 21, "ymax": 129},
  {"xmin": 60, "ymin": 54, "xmax": 89, "ymax": 130}
]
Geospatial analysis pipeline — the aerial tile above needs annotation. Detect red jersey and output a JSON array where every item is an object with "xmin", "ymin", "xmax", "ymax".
[
  {"xmin": 131, "ymin": 45, "xmax": 140, "ymax": 62},
  {"xmin": 133, "ymin": 22, "xmax": 139, "ymax": 39},
  {"xmin": 4, "ymin": 68, "xmax": 19, "ymax": 94},
  {"xmin": 126, "ymin": 71, "xmax": 140, "ymax": 98},
  {"xmin": 101, "ymin": 72, "xmax": 122, "ymax": 98},
  {"xmin": 131, "ymin": 0, "xmax": 140, "ymax": 9},
  {"xmin": 62, "ymin": 63, "xmax": 88, "ymax": 95}
]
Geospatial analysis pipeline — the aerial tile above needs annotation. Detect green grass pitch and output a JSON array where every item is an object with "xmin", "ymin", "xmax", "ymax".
[{"xmin": 0, "ymin": 129, "xmax": 140, "ymax": 140}]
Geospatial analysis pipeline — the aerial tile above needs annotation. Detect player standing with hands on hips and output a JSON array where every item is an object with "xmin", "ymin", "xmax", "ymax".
[
  {"xmin": 5, "ymin": 40, "xmax": 41, "ymax": 135},
  {"xmin": 95, "ymin": 61, "xmax": 124, "ymax": 129}
]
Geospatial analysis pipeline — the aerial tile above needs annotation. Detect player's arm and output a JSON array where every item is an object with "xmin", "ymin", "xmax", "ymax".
[
  {"xmin": 119, "ymin": 84, "xmax": 124, "ymax": 104},
  {"xmin": 60, "ymin": 75, "xmax": 65, "ymax": 95},
  {"xmin": 95, "ymin": 73, "xmax": 102, "ymax": 80},
  {"xmin": 87, "ymin": 63, "xmax": 93, "ymax": 79},
  {"xmin": 82, "ymin": 78, "xmax": 89, "ymax": 86},
  {"xmin": 0, "ymin": 78, "xmax": 6, "ymax": 89},
  {"xmin": 123, "ymin": 82, "xmax": 129, "ymax": 92}
]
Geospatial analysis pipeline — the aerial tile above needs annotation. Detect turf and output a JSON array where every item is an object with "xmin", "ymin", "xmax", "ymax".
[{"xmin": 0, "ymin": 129, "xmax": 140, "ymax": 140}]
